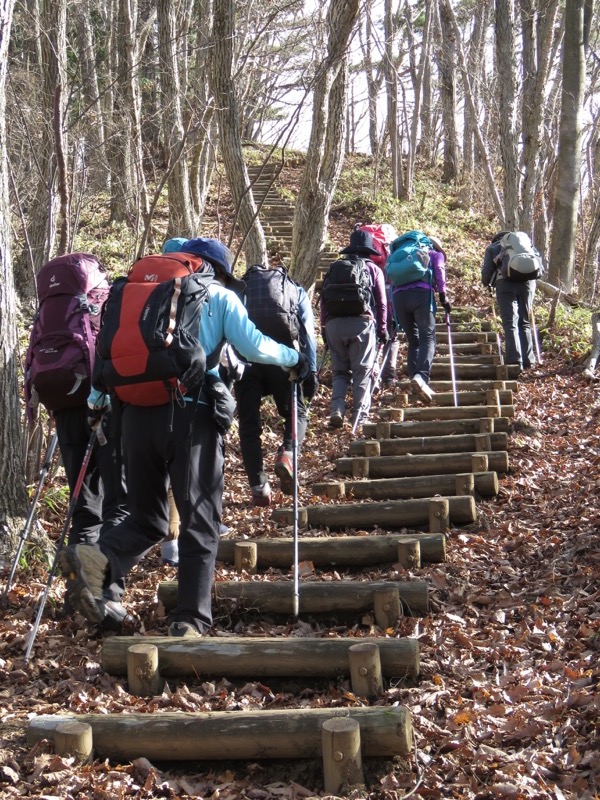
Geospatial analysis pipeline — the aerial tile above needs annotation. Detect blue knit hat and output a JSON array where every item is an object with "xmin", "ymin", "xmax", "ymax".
[
  {"xmin": 180, "ymin": 237, "xmax": 245, "ymax": 293},
  {"xmin": 162, "ymin": 237, "xmax": 188, "ymax": 254}
]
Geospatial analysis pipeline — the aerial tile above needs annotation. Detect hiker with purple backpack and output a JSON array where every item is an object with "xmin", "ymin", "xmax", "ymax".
[{"xmin": 24, "ymin": 253, "xmax": 129, "ymax": 624}]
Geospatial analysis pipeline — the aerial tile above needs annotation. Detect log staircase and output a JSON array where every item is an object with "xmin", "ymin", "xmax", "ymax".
[{"xmin": 27, "ymin": 167, "xmax": 519, "ymax": 793}]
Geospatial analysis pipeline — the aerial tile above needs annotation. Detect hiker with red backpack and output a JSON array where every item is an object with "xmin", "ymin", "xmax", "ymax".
[
  {"xmin": 353, "ymin": 222, "xmax": 399, "ymax": 386},
  {"xmin": 235, "ymin": 264, "xmax": 318, "ymax": 507},
  {"xmin": 386, "ymin": 231, "xmax": 450, "ymax": 404},
  {"xmin": 320, "ymin": 229, "xmax": 388, "ymax": 430},
  {"xmin": 24, "ymin": 253, "xmax": 129, "ymax": 624},
  {"xmin": 59, "ymin": 237, "xmax": 311, "ymax": 638}
]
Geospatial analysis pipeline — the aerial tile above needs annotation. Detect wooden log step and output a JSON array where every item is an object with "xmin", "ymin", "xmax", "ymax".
[
  {"xmin": 336, "ymin": 451, "xmax": 509, "ymax": 478},
  {"xmin": 362, "ymin": 417, "xmax": 510, "ymax": 438},
  {"xmin": 272, "ymin": 496, "xmax": 476, "ymax": 529},
  {"xmin": 28, "ymin": 706, "xmax": 413, "ymax": 760},
  {"xmin": 390, "ymin": 380, "xmax": 518, "ymax": 393},
  {"xmin": 381, "ymin": 405, "xmax": 514, "ymax": 421},
  {"xmin": 159, "ymin": 579, "xmax": 430, "ymax": 617},
  {"xmin": 313, "ymin": 472, "xmax": 498, "ymax": 501},
  {"xmin": 435, "ymin": 343, "xmax": 498, "ymax": 355},
  {"xmin": 435, "ymin": 331, "xmax": 496, "ymax": 344},
  {"xmin": 218, "ymin": 532, "xmax": 446, "ymax": 565},
  {"xmin": 428, "ymin": 363, "xmax": 520, "ymax": 379},
  {"xmin": 349, "ymin": 432, "xmax": 507, "ymax": 456},
  {"xmin": 101, "ymin": 636, "xmax": 420, "ymax": 678},
  {"xmin": 382, "ymin": 389, "xmax": 512, "ymax": 407},
  {"xmin": 435, "ymin": 321, "xmax": 492, "ymax": 331}
]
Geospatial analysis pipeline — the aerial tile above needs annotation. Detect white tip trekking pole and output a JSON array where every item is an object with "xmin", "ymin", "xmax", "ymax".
[
  {"xmin": 530, "ymin": 308, "xmax": 543, "ymax": 365},
  {"xmin": 445, "ymin": 311, "xmax": 459, "ymax": 407},
  {"xmin": 3, "ymin": 431, "xmax": 59, "ymax": 602},
  {"xmin": 290, "ymin": 379, "xmax": 300, "ymax": 617},
  {"xmin": 351, "ymin": 342, "xmax": 386, "ymax": 436},
  {"xmin": 24, "ymin": 429, "xmax": 97, "ymax": 663}
]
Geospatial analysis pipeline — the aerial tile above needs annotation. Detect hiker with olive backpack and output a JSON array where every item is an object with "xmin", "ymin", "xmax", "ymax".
[{"xmin": 481, "ymin": 230, "xmax": 543, "ymax": 372}]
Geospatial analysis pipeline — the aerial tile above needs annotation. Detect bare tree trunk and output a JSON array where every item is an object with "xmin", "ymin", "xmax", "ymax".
[
  {"xmin": 360, "ymin": 0, "xmax": 380, "ymax": 158},
  {"xmin": 518, "ymin": 0, "xmax": 560, "ymax": 233},
  {"xmin": 384, "ymin": 0, "xmax": 403, "ymax": 199},
  {"xmin": 405, "ymin": 0, "xmax": 433, "ymax": 198},
  {"xmin": 157, "ymin": 0, "xmax": 197, "ymax": 238},
  {"xmin": 495, "ymin": 0, "xmax": 519, "ymax": 228},
  {"xmin": 548, "ymin": 0, "xmax": 591, "ymax": 289},
  {"xmin": 75, "ymin": 0, "xmax": 109, "ymax": 191},
  {"xmin": 437, "ymin": 0, "xmax": 459, "ymax": 184},
  {"xmin": 210, "ymin": 0, "xmax": 267, "ymax": 267},
  {"xmin": 14, "ymin": 0, "xmax": 67, "ymax": 296},
  {"xmin": 443, "ymin": 0, "xmax": 505, "ymax": 223},
  {"xmin": 0, "ymin": 0, "xmax": 29, "ymax": 550},
  {"xmin": 290, "ymin": 0, "xmax": 360, "ymax": 288}
]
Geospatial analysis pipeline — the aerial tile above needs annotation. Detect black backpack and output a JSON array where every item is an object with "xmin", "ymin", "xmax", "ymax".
[
  {"xmin": 321, "ymin": 255, "xmax": 373, "ymax": 317},
  {"xmin": 242, "ymin": 265, "xmax": 300, "ymax": 346}
]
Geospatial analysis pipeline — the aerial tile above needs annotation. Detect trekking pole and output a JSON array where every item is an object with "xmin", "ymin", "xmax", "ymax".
[
  {"xmin": 2, "ymin": 432, "xmax": 59, "ymax": 602},
  {"xmin": 24, "ymin": 429, "xmax": 97, "ymax": 662},
  {"xmin": 290, "ymin": 380, "xmax": 300, "ymax": 617},
  {"xmin": 530, "ymin": 308, "xmax": 543, "ymax": 365},
  {"xmin": 351, "ymin": 343, "xmax": 385, "ymax": 436},
  {"xmin": 445, "ymin": 311, "xmax": 459, "ymax": 407},
  {"xmin": 488, "ymin": 286, "xmax": 504, "ymax": 366},
  {"xmin": 316, "ymin": 345, "xmax": 329, "ymax": 379}
]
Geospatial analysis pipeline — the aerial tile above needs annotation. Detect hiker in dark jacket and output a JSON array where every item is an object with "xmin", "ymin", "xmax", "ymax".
[
  {"xmin": 389, "ymin": 237, "xmax": 449, "ymax": 404},
  {"xmin": 320, "ymin": 230, "xmax": 388, "ymax": 429},
  {"xmin": 235, "ymin": 265, "xmax": 318, "ymax": 507},
  {"xmin": 60, "ymin": 238, "xmax": 311, "ymax": 638},
  {"xmin": 482, "ymin": 231, "xmax": 536, "ymax": 371}
]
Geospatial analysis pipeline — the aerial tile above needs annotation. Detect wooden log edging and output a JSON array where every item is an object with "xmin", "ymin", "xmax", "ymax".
[
  {"xmin": 158, "ymin": 579, "xmax": 429, "ymax": 617},
  {"xmin": 271, "ymin": 496, "xmax": 476, "ymax": 530},
  {"xmin": 361, "ymin": 417, "xmax": 511, "ymax": 438},
  {"xmin": 380, "ymin": 405, "xmax": 514, "ymax": 421},
  {"xmin": 336, "ymin": 452, "xmax": 509, "ymax": 478},
  {"xmin": 218, "ymin": 533, "xmax": 446, "ymax": 566},
  {"xmin": 312, "ymin": 472, "xmax": 498, "ymax": 501},
  {"xmin": 27, "ymin": 706, "xmax": 413, "ymax": 760},
  {"xmin": 349, "ymin": 432, "xmax": 508, "ymax": 457},
  {"xmin": 101, "ymin": 636, "xmax": 420, "ymax": 678}
]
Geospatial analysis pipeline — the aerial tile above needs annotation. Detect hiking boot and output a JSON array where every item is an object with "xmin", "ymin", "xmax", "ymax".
[
  {"xmin": 59, "ymin": 544, "xmax": 108, "ymax": 625},
  {"xmin": 329, "ymin": 410, "xmax": 344, "ymax": 429},
  {"xmin": 99, "ymin": 600, "xmax": 135, "ymax": 632},
  {"xmin": 168, "ymin": 621, "xmax": 202, "ymax": 638},
  {"xmin": 410, "ymin": 375, "xmax": 435, "ymax": 404},
  {"xmin": 274, "ymin": 448, "xmax": 294, "ymax": 495},
  {"xmin": 251, "ymin": 481, "xmax": 272, "ymax": 507}
]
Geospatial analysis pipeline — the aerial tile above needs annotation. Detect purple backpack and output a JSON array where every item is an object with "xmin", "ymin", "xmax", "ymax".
[{"xmin": 24, "ymin": 253, "xmax": 110, "ymax": 422}]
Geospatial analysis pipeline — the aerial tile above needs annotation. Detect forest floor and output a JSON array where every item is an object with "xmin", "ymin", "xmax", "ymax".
[
  {"xmin": 0, "ymin": 321, "xmax": 599, "ymax": 800},
  {"xmin": 1, "ymin": 156, "xmax": 599, "ymax": 798}
]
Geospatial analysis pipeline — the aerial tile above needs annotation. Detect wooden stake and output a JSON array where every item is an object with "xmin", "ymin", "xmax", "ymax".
[
  {"xmin": 471, "ymin": 453, "xmax": 489, "ymax": 473},
  {"xmin": 322, "ymin": 718, "xmax": 364, "ymax": 795},
  {"xmin": 397, "ymin": 538, "xmax": 421, "ymax": 570},
  {"xmin": 363, "ymin": 440, "xmax": 380, "ymax": 457},
  {"xmin": 53, "ymin": 721, "xmax": 93, "ymax": 763},
  {"xmin": 429, "ymin": 498, "xmax": 450, "ymax": 533},
  {"xmin": 376, "ymin": 421, "xmax": 391, "ymax": 439},
  {"xmin": 478, "ymin": 417, "xmax": 494, "ymax": 433},
  {"xmin": 352, "ymin": 458, "xmax": 369, "ymax": 479},
  {"xmin": 373, "ymin": 587, "xmax": 402, "ymax": 628},
  {"xmin": 127, "ymin": 644, "xmax": 163, "ymax": 697},
  {"xmin": 455, "ymin": 473, "xmax": 475, "ymax": 497},
  {"xmin": 234, "ymin": 542, "xmax": 257, "ymax": 574}
]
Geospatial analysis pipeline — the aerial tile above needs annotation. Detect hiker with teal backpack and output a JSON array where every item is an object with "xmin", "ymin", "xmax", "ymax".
[{"xmin": 386, "ymin": 231, "xmax": 450, "ymax": 404}]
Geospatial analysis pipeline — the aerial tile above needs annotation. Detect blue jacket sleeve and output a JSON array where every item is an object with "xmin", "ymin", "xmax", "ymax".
[{"xmin": 297, "ymin": 286, "xmax": 317, "ymax": 372}]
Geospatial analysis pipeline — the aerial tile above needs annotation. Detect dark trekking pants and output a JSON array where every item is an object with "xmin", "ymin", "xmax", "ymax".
[
  {"xmin": 392, "ymin": 288, "xmax": 436, "ymax": 383},
  {"xmin": 235, "ymin": 363, "xmax": 308, "ymax": 488},
  {"xmin": 495, "ymin": 279, "xmax": 536, "ymax": 369},
  {"xmin": 98, "ymin": 400, "xmax": 223, "ymax": 634}
]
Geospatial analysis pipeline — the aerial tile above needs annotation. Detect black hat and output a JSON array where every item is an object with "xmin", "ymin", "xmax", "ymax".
[
  {"xmin": 181, "ymin": 237, "xmax": 246, "ymax": 294},
  {"xmin": 340, "ymin": 229, "xmax": 381, "ymax": 258}
]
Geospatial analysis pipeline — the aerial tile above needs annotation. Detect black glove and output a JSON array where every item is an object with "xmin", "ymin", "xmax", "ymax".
[
  {"xmin": 180, "ymin": 357, "xmax": 206, "ymax": 393},
  {"xmin": 290, "ymin": 352, "xmax": 311, "ymax": 383},
  {"xmin": 205, "ymin": 373, "xmax": 236, "ymax": 434},
  {"xmin": 303, "ymin": 371, "xmax": 319, "ymax": 402},
  {"xmin": 378, "ymin": 332, "xmax": 389, "ymax": 346},
  {"xmin": 439, "ymin": 293, "xmax": 452, "ymax": 315}
]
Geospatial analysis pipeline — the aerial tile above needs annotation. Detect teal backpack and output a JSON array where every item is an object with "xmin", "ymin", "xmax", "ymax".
[{"xmin": 385, "ymin": 231, "xmax": 433, "ymax": 287}]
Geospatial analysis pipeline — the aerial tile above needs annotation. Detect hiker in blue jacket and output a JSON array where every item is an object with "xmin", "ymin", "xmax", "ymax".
[
  {"xmin": 389, "ymin": 236, "xmax": 449, "ymax": 403},
  {"xmin": 60, "ymin": 237, "xmax": 311, "ymax": 638}
]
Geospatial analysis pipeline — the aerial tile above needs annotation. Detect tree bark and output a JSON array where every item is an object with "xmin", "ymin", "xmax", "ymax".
[
  {"xmin": 290, "ymin": 0, "xmax": 360, "ymax": 288},
  {"xmin": 0, "ymin": 0, "xmax": 28, "ymax": 553},
  {"xmin": 495, "ymin": 0, "xmax": 519, "ymax": 227},
  {"xmin": 384, "ymin": 0, "xmax": 403, "ymax": 198},
  {"xmin": 437, "ymin": 0, "xmax": 459, "ymax": 184},
  {"xmin": 210, "ymin": 0, "xmax": 267, "ymax": 268},
  {"xmin": 548, "ymin": 0, "xmax": 590, "ymax": 289}
]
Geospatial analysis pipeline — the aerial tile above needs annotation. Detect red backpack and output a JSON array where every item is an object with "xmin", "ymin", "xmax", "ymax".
[
  {"xmin": 354, "ymin": 223, "xmax": 398, "ymax": 270},
  {"xmin": 24, "ymin": 253, "xmax": 110, "ymax": 422},
  {"xmin": 94, "ymin": 253, "xmax": 213, "ymax": 406}
]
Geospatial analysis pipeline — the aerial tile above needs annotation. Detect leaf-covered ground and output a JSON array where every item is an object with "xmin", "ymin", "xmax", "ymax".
[{"xmin": 1, "ymin": 330, "xmax": 599, "ymax": 799}]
